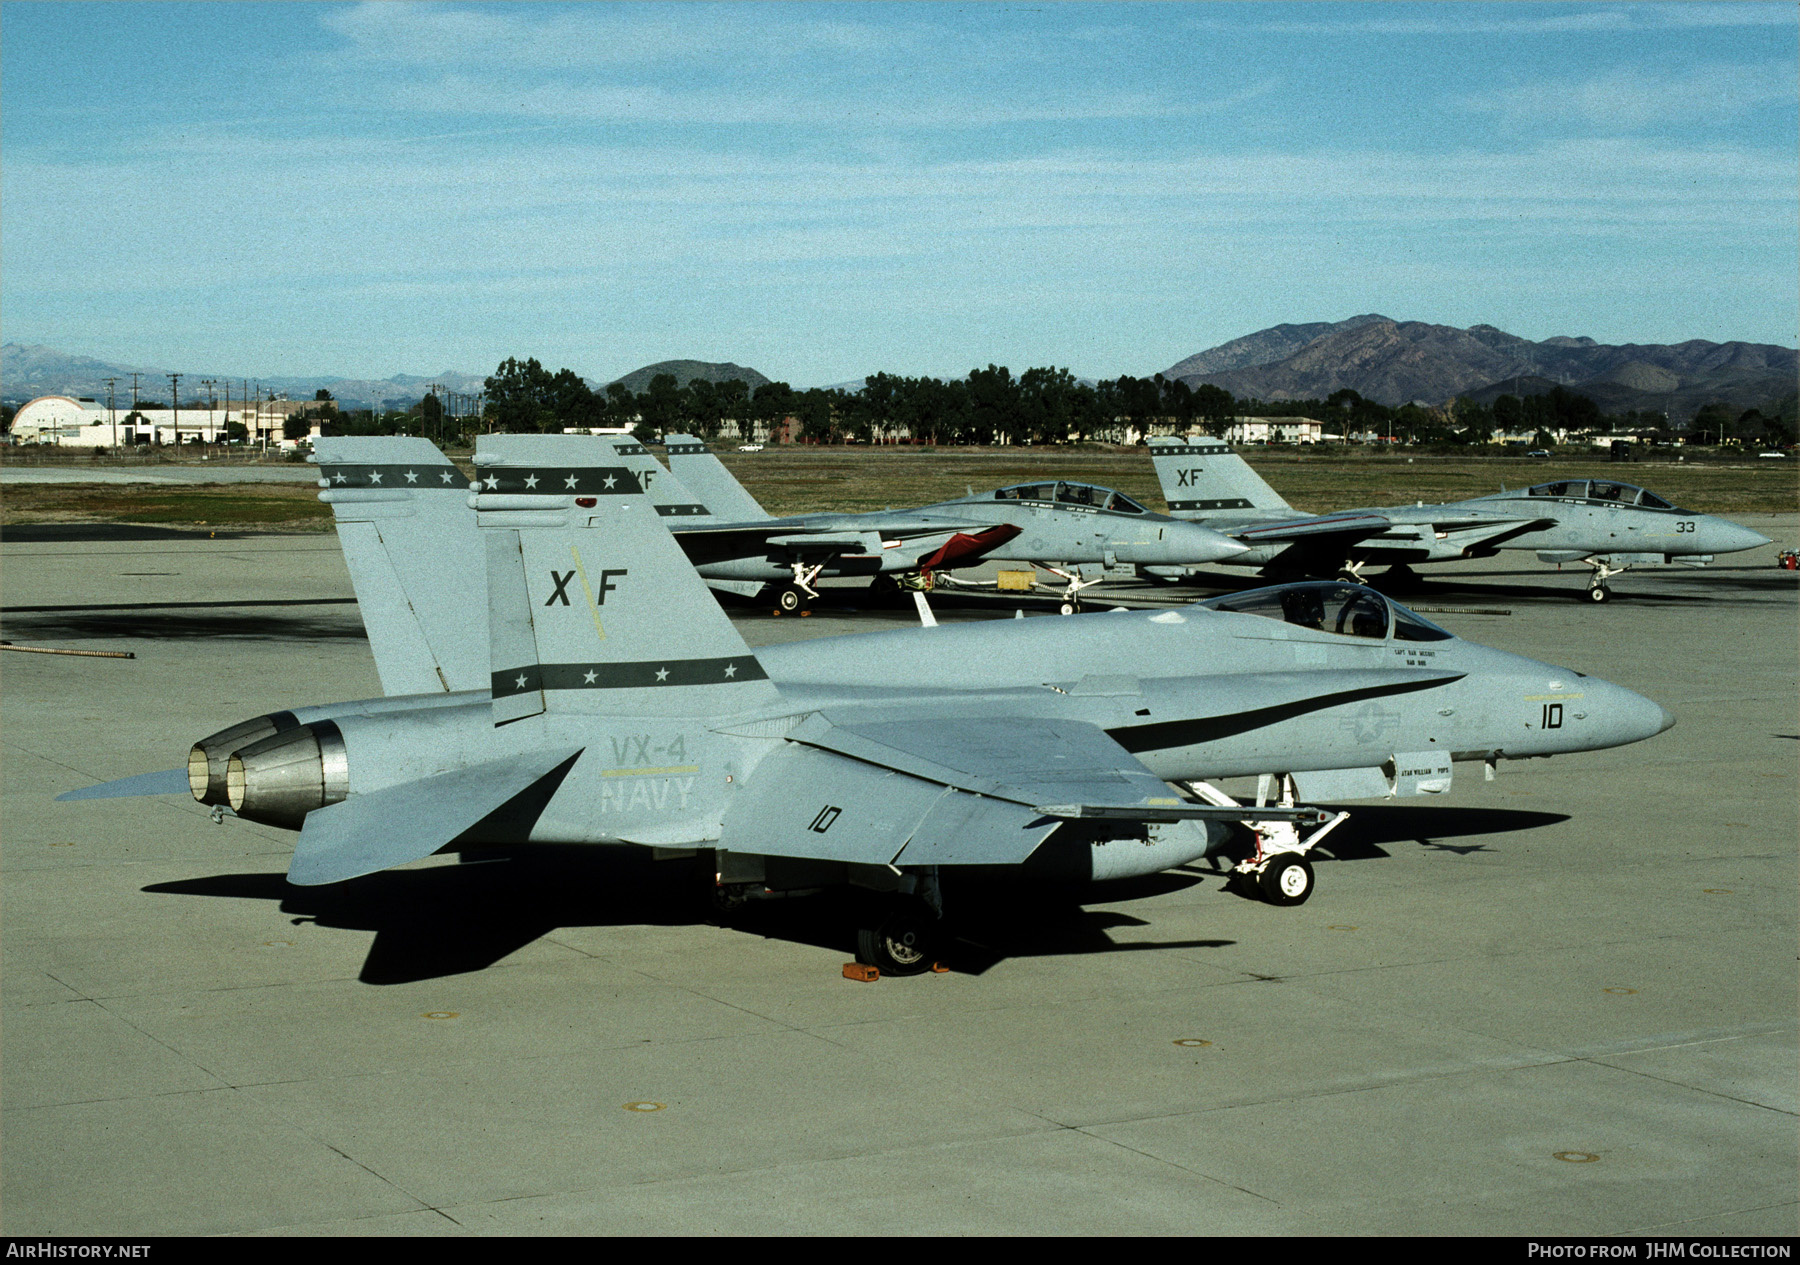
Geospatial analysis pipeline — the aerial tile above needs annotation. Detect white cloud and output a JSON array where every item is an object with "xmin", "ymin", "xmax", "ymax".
[{"xmin": 1459, "ymin": 61, "xmax": 1797, "ymax": 128}]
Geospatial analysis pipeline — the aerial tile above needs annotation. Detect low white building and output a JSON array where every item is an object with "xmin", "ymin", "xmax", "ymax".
[
  {"xmin": 1223, "ymin": 416, "xmax": 1325, "ymax": 444},
  {"xmin": 9, "ymin": 395, "xmax": 305, "ymax": 445}
]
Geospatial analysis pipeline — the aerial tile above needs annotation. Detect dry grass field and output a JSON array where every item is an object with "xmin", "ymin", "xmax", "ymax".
[{"xmin": 0, "ymin": 444, "xmax": 1793, "ymax": 529}]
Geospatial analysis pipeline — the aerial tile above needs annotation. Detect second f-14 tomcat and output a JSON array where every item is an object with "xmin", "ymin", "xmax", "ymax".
[
  {"xmin": 62, "ymin": 436, "xmax": 1673, "ymax": 975},
  {"xmin": 1148, "ymin": 438, "xmax": 1770, "ymax": 601}
]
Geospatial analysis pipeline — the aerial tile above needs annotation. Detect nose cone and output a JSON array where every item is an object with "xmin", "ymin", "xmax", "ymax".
[
  {"xmin": 1600, "ymin": 680, "xmax": 1675, "ymax": 748},
  {"xmin": 1714, "ymin": 520, "xmax": 1773, "ymax": 554},
  {"xmin": 1172, "ymin": 521, "xmax": 1251, "ymax": 564}
]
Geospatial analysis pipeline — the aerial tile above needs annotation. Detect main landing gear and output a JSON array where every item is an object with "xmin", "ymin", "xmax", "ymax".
[
  {"xmin": 854, "ymin": 871, "xmax": 945, "ymax": 976},
  {"xmin": 774, "ymin": 559, "xmax": 830, "ymax": 613},
  {"xmin": 856, "ymin": 898, "xmax": 939, "ymax": 976}
]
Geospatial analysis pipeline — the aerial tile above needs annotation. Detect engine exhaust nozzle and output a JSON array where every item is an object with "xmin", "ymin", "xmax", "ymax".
[{"xmin": 225, "ymin": 721, "xmax": 349, "ymax": 829}]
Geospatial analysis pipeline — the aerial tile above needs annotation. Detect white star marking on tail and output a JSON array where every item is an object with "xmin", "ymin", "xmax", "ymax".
[
  {"xmin": 583, "ymin": 670, "xmax": 597, "ymax": 684},
  {"xmin": 404, "ymin": 470, "xmax": 419, "ymax": 483},
  {"xmin": 655, "ymin": 667, "xmax": 669, "ymax": 681},
  {"xmin": 564, "ymin": 474, "xmax": 579, "ymax": 489},
  {"xmin": 723, "ymin": 664, "xmax": 737, "ymax": 677},
  {"xmin": 368, "ymin": 471, "xmax": 383, "ymax": 484},
  {"xmin": 524, "ymin": 474, "xmax": 539, "ymax": 489},
  {"xmin": 514, "ymin": 674, "xmax": 528, "ymax": 689}
]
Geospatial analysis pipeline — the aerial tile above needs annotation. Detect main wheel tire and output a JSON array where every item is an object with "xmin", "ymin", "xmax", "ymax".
[
  {"xmin": 1258, "ymin": 854, "xmax": 1314, "ymax": 906},
  {"xmin": 856, "ymin": 904, "xmax": 937, "ymax": 976},
  {"xmin": 777, "ymin": 584, "xmax": 809, "ymax": 613},
  {"xmin": 1059, "ymin": 601, "xmax": 1078, "ymax": 616},
  {"xmin": 1586, "ymin": 585, "xmax": 1612, "ymax": 604}
]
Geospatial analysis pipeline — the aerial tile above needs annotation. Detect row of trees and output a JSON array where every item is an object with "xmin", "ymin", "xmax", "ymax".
[{"xmin": 291, "ymin": 356, "xmax": 1798, "ymax": 450}]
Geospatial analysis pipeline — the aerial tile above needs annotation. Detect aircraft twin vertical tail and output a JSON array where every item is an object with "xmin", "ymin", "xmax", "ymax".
[
  {"xmin": 474, "ymin": 433, "xmax": 785, "ymax": 725},
  {"xmin": 1148, "ymin": 437, "xmax": 1295, "ymax": 518},
  {"xmin": 312, "ymin": 437, "xmax": 488, "ymax": 695},
  {"xmin": 662, "ymin": 434, "xmax": 773, "ymax": 522},
  {"xmin": 599, "ymin": 436, "xmax": 722, "ymax": 525}
]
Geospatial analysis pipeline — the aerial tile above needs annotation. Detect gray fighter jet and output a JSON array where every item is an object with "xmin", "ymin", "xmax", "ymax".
[
  {"xmin": 62, "ymin": 435, "xmax": 1674, "ymax": 974},
  {"xmin": 662, "ymin": 434, "xmax": 1246, "ymax": 611},
  {"xmin": 1148, "ymin": 438, "xmax": 1770, "ymax": 601}
]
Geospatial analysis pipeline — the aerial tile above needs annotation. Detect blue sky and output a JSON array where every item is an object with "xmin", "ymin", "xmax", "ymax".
[{"xmin": 3, "ymin": 1, "xmax": 1795, "ymax": 386}]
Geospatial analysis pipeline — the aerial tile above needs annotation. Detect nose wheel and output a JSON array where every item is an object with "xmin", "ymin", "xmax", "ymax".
[
  {"xmin": 1585, "ymin": 583, "xmax": 1612, "ymax": 604},
  {"xmin": 1257, "ymin": 854, "xmax": 1315, "ymax": 905}
]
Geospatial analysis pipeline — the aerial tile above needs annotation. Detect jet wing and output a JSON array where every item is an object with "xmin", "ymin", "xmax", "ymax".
[
  {"xmin": 722, "ymin": 713, "xmax": 1192, "ymax": 867},
  {"xmin": 1233, "ymin": 511, "xmax": 1395, "ymax": 545},
  {"xmin": 670, "ymin": 514, "xmax": 999, "ymax": 565},
  {"xmin": 287, "ymin": 747, "xmax": 583, "ymax": 886}
]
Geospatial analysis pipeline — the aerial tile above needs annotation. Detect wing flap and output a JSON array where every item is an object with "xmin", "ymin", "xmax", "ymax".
[
  {"xmin": 792, "ymin": 713, "xmax": 1183, "ymax": 813},
  {"xmin": 726, "ymin": 743, "xmax": 1062, "ymax": 867},
  {"xmin": 287, "ymin": 747, "xmax": 582, "ymax": 886}
]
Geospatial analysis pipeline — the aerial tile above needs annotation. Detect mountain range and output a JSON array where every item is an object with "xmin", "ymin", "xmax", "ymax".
[
  {"xmin": 0, "ymin": 344, "xmax": 489, "ymax": 410},
  {"xmin": 1162, "ymin": 316, "xmax": 1797, "ymax": 423}
]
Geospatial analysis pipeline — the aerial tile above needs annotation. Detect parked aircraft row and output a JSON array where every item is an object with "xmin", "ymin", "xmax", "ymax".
[{"xmin": 62, "ymin": 434, "xmax": 1680, "ymax": 975}]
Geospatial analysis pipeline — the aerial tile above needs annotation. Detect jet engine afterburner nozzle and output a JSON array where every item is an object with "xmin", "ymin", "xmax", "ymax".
[
  {"xmin": 188, "ymin": 711, "xmax": 303, "ymax": 804},
  {"xmin": 225, "ymin": 720, "xmax": 349, "ymax": 829}
]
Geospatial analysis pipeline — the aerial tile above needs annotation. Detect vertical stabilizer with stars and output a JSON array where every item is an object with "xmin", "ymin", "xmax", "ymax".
[
  {"xmin": 312, "ymin": 436, "xmax": 487, "ymax": 695},
  {"xmin": 598, "ymin": 436, "xmax": 722, "ymax": 525},
  {"xmin": 1148, "ymin": 437, "xmax": 1294, "ymax": 518},
  {"xmin": 474, "ymin": 434, "xmax": 785, "ymax": 725},
  {"xmin": 661, "ymin": 434, "xmax": 772, "ymax": 522}
]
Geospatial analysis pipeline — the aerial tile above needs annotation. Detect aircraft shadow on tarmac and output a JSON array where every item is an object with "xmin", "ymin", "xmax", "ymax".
[
  {"xmin": 140, "ymin": 804, "xmax": 1565, "ymax": 982},
  {"xmin": 0, "ymin": 524, "xmax": 263, "ymax": 544},
  {"xmin": 1, "ymin": 603, "xmax": 367, "ymax": 642},
  {"xmin": 1166, "ymin": 564, "xmax": 1792, "ymax": 609}
]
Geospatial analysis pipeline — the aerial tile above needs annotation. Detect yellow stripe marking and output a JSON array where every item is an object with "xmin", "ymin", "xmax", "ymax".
[{"xmin": 570, "ymin": 544, "xmax": 607, "ymax": 642}]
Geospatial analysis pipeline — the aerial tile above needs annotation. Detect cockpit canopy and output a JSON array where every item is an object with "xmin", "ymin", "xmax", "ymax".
[
  {"xmin": 1524, "ymin": 480, "xmax": 1681, "ymax": 511},
  {"xmin": 991, "ymin": 481, "xmax": 1148, "ymax": 513},
  {"xmin": 1200, "ymin": 582, "xmax": 1454, "ymax": 642}
]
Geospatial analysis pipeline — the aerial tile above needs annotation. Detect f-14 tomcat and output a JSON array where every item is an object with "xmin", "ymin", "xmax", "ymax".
[
  {"xmin": 1148, "ymin": 438, "xmax": 1770, "ymax": 601},
  {"xmin": 61, "ymin": 436, "xmax": 1673, "ymax": 974}
]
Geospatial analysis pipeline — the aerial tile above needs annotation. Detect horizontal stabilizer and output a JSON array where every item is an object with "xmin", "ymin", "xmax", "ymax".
[
  {"xmin": 287, "ymin": 747, "xmax": 582, "ymax": 886},
  {"xmin": 56, "ymin": 768, "xmax": 189, "ymax": 802}
]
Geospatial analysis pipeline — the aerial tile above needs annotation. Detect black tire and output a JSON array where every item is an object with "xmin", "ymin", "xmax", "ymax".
[
  {"xmin": 1059, "ymin": 601, "xmax": 1078, "ymax": 616},
  {"xmin": 777, "ymin": 585, "xmax": 808, "ymax": 613},
  {"xmin": 1586, "ymin": 585, "xmax": 1611, "ymax": 604},
  {"xmin": 856, "ymin": 903, "xmax": 937, "ymax": 976},
  {"xmin": 1258, "ymin": 854, "xmax": 1314, "ymax": 906}
]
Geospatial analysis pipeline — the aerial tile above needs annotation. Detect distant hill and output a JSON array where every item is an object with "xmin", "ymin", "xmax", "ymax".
[
  {"xmin": 1, "ymin": 342, "xmax": 485, "ymax": 409},
  {"xmin": 1163, "ymin": 320, "xmax": 1799, "ymax": 424},
  {"xmin": 607, "ymin": 360, "xmax": 772, "ymax": 394},
  {"xmin": 1163, "ymin": 315, "xmax": 1391, "ymax": 379}
]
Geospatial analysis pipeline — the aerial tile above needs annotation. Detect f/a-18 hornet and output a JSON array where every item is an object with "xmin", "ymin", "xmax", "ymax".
[
  {"xmin": 62, "ymin": 435, "xmax": 1673, "ymax": 974},
  {"xmin": 1148, "ymin": 438, "xmax": 1769, "ymax": 602}
]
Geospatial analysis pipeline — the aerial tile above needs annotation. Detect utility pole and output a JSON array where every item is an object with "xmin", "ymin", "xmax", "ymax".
[
  {"xmin": 104, "ymin": 377, "xmax": 118, "ymax": 449},
  {"xmin": 167, "ymin": 374, "xmax": 181, "ymax": 448}
]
